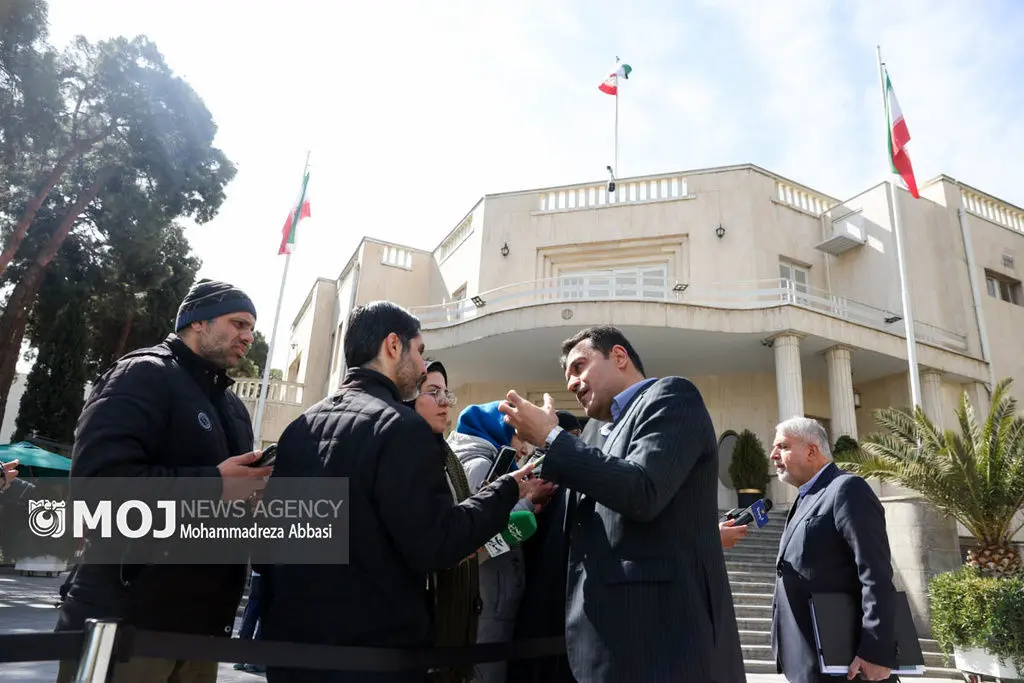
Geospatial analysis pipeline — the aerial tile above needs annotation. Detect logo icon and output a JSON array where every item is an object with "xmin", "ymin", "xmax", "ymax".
[
  {"xmin": 750, "ymin": 499, "xmax": 770, "ymax": 529},
  {"xmin": 197, "ymin": 412, "xmax": 212, "ymax": 431},
  {"xmin": 28, "ymin": 500, "xmax": 66, "ymax": 538}
]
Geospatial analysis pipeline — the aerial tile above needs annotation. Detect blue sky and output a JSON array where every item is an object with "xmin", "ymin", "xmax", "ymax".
[{"xmin": 37, "ymin": 0, "xmax": 1024, "ymax": 371}]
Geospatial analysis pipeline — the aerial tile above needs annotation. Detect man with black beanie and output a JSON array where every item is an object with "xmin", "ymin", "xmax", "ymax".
[{"xmin": 55, "ymin": 278, "xmax": 273, "ymax": 683}]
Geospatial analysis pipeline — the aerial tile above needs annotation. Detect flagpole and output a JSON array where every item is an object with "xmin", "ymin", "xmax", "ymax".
[
  {"xmin": 614, "ymin": 56, "xmax": 620, "ymax": 179},
  {"xmin": 876, "ymin": 46, "xmax": 922, "ymax": 410},
  {"xmin": 253, "ymin": 150, "xmax": 310, "ymax": 449}
]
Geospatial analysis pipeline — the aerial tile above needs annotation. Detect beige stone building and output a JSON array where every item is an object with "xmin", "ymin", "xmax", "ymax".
[{"xmin": 231, "ymin": 163, "xmax": 1024, "ymax": 665}]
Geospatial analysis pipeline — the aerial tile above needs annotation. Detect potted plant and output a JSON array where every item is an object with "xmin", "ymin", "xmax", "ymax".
[
  {"xmin": 837, "ymin": 378, "xmax": 1024, "ymax": 679},
  {"xmin": 832, "ymin": 434, "xmax": 859, "ymax": 459},
  {"xmin": 728, "ymin": 429, "xmax": 770, "ymax": 508},
  {"xmin": 929, "ymin": 567, "xmax": 1023, "ymax": 679}
]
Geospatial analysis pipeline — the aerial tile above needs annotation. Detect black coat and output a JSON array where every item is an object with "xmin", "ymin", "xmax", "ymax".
[
  {"xmin": 56, "ymin": 334, "xmax": 253, "ymax": 637},
  {"xmin": 259, "ymin": 368, "xmax": 521, "ymax": 683},
  {"xmin": 508, "ymin": 421, "xmax": 610, "ymax": 683},
  {"xmin": 772, "ymin": 463, "xmax": 899, "ymax": 683}
]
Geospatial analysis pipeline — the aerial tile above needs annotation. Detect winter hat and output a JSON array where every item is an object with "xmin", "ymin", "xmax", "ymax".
[
  {"xmin": 455, "ymin": 401, "xmax": 516, "ymax": 450},
  {"xmin": 175, "ymin": 279, "xmax": 257, "ymax": 331}
]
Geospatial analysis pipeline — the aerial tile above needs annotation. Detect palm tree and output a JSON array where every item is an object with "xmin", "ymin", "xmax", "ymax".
[{"xmin": 837, "ymin": 378, "xmax": 1024, "ymax": 577}]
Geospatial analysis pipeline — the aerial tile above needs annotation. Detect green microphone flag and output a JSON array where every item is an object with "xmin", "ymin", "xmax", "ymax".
[{"xmin": 481, "ymin": 509, "xmax": 537, "ymax": 562}]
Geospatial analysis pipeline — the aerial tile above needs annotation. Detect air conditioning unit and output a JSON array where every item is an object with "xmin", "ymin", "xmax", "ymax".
[{"xmin": 816, "ymin": 208, "xmax": 868, "ymax": 256}]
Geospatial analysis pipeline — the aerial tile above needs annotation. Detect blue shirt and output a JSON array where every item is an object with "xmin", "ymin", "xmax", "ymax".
[
  {"xmin": 798, "ymin": 462, "xmax": 831, "ymax": 497},
  {"xmin": 610, "ymin": 378, "xmax": 658, "ymax": 423}
]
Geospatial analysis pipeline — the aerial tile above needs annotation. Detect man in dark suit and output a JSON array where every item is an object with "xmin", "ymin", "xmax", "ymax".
[
  {"xmin": 770, "ymin": 417, "xmax": 898, "ymax": 683},
  {"xmin": 499, "ymin": 325, "xmax": 745, "ymax": 683}
]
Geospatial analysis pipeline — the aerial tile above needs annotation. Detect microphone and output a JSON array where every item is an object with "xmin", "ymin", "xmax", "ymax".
[
  {"xmin": 731, "ymin": 499, "xmax": 773, "ymax": 528},
  {"xmin": 479, "ymin": 509, "xmax": 537, "ymax": 563}
]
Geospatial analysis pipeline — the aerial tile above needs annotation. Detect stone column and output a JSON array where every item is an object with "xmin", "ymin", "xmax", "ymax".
[
  {"xmin": 773, "ymin": 333, "xmax": 804, "ymax": 422},
  {"xmin": 825, "ymin": 346, "xmax": 857, "ymax": 441},
  {"xmin": 772, "ymin": 333, "xmax": 804, "ymax": 506},
  {"xmin": 921, "ymin": 369, "xmax": 946, "ymax": 428}
]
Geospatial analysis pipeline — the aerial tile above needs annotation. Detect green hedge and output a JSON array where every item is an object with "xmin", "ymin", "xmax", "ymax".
[
  {"xmin": 929, "ymin": 567, "xmax": 1024, "ymax": 673},
  {"xmin": 727, "ymin": 429, "xmax": 770, "ymax": 491}
]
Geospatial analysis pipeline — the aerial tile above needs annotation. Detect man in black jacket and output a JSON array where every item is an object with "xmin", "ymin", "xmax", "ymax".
[
  {"xmin": 260, "ymin": 301, "xmax": 543, "ymax": 683},
  {"xmin": 55, "ymin": 279, "xmax": 273, "ymax": 683}
]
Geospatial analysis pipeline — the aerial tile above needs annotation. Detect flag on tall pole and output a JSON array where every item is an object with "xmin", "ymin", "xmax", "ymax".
[
  {"xmin": 598, "ymin": 58, "xmax": 631, "ymax": 181},
  {"xmin": 598, "ymin": 60, "xmax": 631, "ymax": 95},
  {"xmin": 254, "ymin": 152, "xmax": 311, "ymax": 448},
  {"xmin": 883, "ymin": 68, "xmax": 920, "ymax": 198},
  {"xmin": 876, "ymin": 47, "xmax": 922, "ymax": 410},
  {"xmin": 278, "ymin": 171, "xmax": 311, "ymax": 255}
]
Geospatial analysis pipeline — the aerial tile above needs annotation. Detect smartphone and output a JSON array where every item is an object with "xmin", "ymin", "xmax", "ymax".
[
  {"xmin": 251, "ymin": 443, "xmax": 277, "ymax": 468},
  {"xmin": 486, "ymin": 446, "xmax": 518, "ymax": 483},
  {"xmin": 526, "ymin": 452, "xmax": 546, "ymax": 475}
]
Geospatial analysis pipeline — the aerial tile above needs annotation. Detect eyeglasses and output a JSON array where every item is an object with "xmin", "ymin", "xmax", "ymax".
[{"xmin": 421, "ymin": 388, "xmax": 458, "ymax": 408}]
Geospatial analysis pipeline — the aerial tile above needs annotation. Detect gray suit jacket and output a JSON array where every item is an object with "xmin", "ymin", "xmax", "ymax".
[
  {"xmin": 541, "ymin": 377, "xmax": 746, "ymax": 683},
  {"xmin": 771, "ymin": 463, "xmax": 899, "ymax": 683}
]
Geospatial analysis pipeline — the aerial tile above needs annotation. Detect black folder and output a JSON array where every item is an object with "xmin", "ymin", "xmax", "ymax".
[{"xmin": 809, "ymin": 591, "xmax": 926, "ymax": 676}]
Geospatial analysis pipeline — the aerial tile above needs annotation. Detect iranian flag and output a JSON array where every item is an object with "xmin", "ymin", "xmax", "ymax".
[
  {"xmin": 884, "ymin": 71, "xmax": 919, "ymax": 198},
  {"xmin": 598, "ymin": 62, "xmax": 632, "ymax": 95},
  {"xmin": 279, "ymin": 170, "xmax": 311, "ymax": 255}
]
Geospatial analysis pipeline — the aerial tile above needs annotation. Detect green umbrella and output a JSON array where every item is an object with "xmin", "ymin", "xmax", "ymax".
[{"xmin": 0, "ymin": 441, "xmax": 71, "ymax": 476}]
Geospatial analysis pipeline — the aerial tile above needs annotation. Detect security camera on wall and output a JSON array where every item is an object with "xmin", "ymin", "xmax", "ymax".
[{"xmin": 606, "ymin": 165, "xmax": 616, "ymax": 193}]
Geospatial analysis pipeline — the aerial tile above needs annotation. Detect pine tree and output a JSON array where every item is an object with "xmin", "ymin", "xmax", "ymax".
[{"xmin": 13, "ymin": 299, "xmax": 88, "ymax": 444}]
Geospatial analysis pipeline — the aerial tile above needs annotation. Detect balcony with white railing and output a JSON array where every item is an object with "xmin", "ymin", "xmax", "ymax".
[
  {"xmin": 408, "ymin": 275, "xmax": 969, "ymax": 354},
  {"xmin": 536, "ymin": 174, "xmax": 692, "ymax": 214},
  {"xmin": 773, "ymin": 180, "xmax": 835, "ymax": 216},
  {"xmin": 961, "ymin": 187, "xmax": 1024, "ymax": 234},
  {"xmin": 229, "ymin": 378, "xmax": 304, "ymax": 406}
]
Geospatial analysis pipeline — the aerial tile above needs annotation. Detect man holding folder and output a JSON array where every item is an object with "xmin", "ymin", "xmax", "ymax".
[{"xmin": 769, "ymin": 417, "xmax": 899, "ymax": 683}]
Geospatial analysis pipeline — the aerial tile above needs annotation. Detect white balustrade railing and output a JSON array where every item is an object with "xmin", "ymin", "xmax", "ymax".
[
  {"xmin": 961, "ymin": 189, "xmax": 1024, "ymax": 234},
  {"xmin": 537, "ymin": 175, "xmax": 690, "ymax": 213},
  {"xmin": 230, "ymin": 378, "xmax": 304, "ymax": 405},
  {"xmin": 408, "ymin": 277, "xmax": 969, "ymax": 353},
  {"xmin": 775, "ymin": 180, "xmax": 833, "ymax": 216},
  {"xmin": 436, "ymin": 214, "xmax": 474, "ymax": 263}
]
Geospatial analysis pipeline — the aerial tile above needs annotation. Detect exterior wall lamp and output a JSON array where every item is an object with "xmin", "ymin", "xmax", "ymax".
[
  {"xmin": 715, "ymin": 224, "xmax": 726, "ymax": 239},
  {"xmin": 853, "ymin": 391, "xmax": 862, "ymax": 409},
  {"xmin": 500, "ymin": 242, "xmax": 510, "ymax": 257}
]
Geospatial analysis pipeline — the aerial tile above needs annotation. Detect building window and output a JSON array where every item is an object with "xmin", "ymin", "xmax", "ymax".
[
  {"xmin": 382, "ymin": 246, "xmax": 413, "ymax": 269},
  {"xmin": 779, "ymin": 260, "xmax": 810, "ymax": 304},
  {"xmin": 779, "ymin": 261, "xmax": 810, "ymax": 292},
  {"xmin": 985, "ymin": 270, "xmax": 1022, "ymax": 305},
  {"xmin": 557, "ymin": 265, "xmax": 668, "ymax": 300}
]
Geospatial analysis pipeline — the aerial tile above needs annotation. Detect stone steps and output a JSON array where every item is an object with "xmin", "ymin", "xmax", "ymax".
[{"xmin": 731, "ymin": 592, "xmax": 773, "ymax": 607}]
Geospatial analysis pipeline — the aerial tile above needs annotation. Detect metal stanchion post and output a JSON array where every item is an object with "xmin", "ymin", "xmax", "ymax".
[{"xmin": 73, "ymin": 619, "xmax": 120, "ymax": 683}]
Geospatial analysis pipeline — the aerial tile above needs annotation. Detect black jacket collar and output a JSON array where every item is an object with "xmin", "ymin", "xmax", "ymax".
[
  {"xmin": 164, "ymin": 334, "xmax": 233, "ymax": 397},
  {"xmin": 342, "ymin": 366, "xmax": 403, "ymax": 403}
]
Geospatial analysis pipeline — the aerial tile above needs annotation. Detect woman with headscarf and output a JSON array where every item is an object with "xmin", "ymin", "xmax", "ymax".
[
  {"xmin": 447, "ymin": 401, "xmax": 539, "ymax": 683},
  {"xmin": 406, "ymin": 360, "xmax": 479, "ymax": 683}
]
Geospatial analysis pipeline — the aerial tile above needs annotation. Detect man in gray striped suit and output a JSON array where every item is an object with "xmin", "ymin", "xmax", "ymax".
[{"xmin": 500, "ymin": 326, "xmax": 746, "ymax": 683}]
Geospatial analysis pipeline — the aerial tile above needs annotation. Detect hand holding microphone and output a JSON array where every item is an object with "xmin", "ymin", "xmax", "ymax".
[
  {"xmin": 733, "ymin": 498, "xmax": 773, "ymax": 527},
  {"xmin": 479, "ymin": 509, "xmax": 538, "ymax": 564},
  {"xmin": 719, "ymin": 499, "xmax": 773, "ymax": 549}
]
